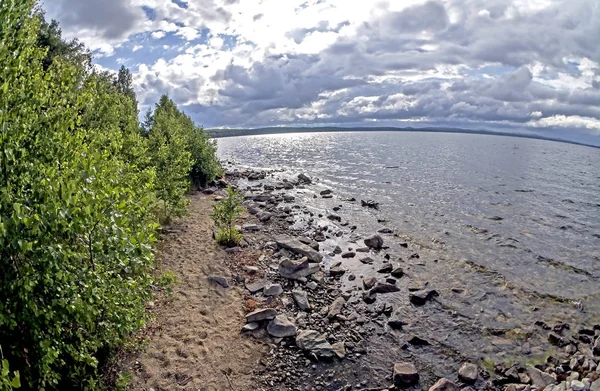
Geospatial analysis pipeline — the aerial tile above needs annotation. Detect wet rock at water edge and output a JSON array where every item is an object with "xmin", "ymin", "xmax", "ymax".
[
  {"xmin": 458, "ymin": 363, "xmax": 478, "ymax": 384},
  {"xmin": 296, "ymin": 330, "xmax": 335, "ymax": 358},
  {"xmin": 364, "ymin": 234, "xmax": 384, "ymax": 250},
  {"xmin": 360, "ymin": 257, "xmax": 375, "ymax": 264},
  {"xmin": 246, "ymin": 308, "xmax": 277, "ymax": 323},
  {"xmin": 208, "ymin": 275, "xmax": 229, "ymax": 288},
  {"xmin": 361, "ymin": 199, "xmax": 380, "ymax": 209},
  {"xmin": 264, "ymin": 283, "xmax": 283, "ymax": 297},
  {"xmin": 341, "ymin": 251, "xmax": 356, "ymax": 259},
  {"xmin": 393, "ymin": 362, "xmax": 419, "ymax": 386},
  {"xmin": 329, "ymin": 266, "xmax": 346, "ymax": 277},
  {"xmin": 298, "ymin": 173, "xmax": 312, "ymax": 184},
  {"xmin": 429, "ymin": 378, "xmax": 459, "ymax": 391},
  {"xmin": 278, "ymin": 258, "xmax": 320, "ymax": 280},
  {"xmin": 275, "ymin": 235, "xmax": 323, "ymax": 262},
  {"xmin": 328, "ymin": 214, "xmax": 342, "ymax": 222},
  {"xmin": 370, "ymin": 282, "xmax": 400, "ymax": 294},
  {"xmin": 267, "ymin": 315, "xmax": 297, "ymax": 338},
  {"xmin": 292, "ymin": 290, "xmax": 310, "ymax": 311},
  {"xmin": 333, "ymin": 246, "xmax": 343, "ymax": 254},
  {"xmin": 378, "ymin": 228, "xmax": 394, "ymax": 234},
  {"xmin": 363, "ymin": 277, "xmax": 377, "ymax": 290},
  {"xmin": 320, "ymin": 189, "xmax": 333, "ymax": 196},
  {"xmin": 409, "ymin": 289, "xmax": 439, "ymax": 306}
]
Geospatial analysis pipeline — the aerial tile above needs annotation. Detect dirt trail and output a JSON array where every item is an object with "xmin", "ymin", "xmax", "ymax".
[{"xmin": 129, "ymin": 192, "xmax": 267, "ymax": 391}]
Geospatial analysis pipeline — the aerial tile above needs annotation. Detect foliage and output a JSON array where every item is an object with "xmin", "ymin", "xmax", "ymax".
[
  {"xmin": 0, "ymin": 1, "xmax": 221, "ymax": 388},
  {"xmin": 0, "ymin": 347, "xmax": 20, "ymax": 390},
  {"xmin": 211, "ymin": 187, "xmax": 244, "ymax": 247}
]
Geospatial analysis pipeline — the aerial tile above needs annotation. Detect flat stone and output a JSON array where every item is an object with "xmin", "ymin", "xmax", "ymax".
[
  {"xmin": 278, "ymin": 258, "xmax": 320, "ymax": 279},
  {"xmin": 391, "ymin": 267, "xmax": 405, "ymax": 278},
  {"xmin": 378, "ymin": 264, "xmax": 393, "ymax": 273},
  {"xmin": 363, "ymin": 277, "xmax": 377, "ymax": 290},
  {"xmin": 429, "ymin": 378, "xmax": 459, "ymax": 391},
  {"xmin": 341, "ymin": 251, "xmax": 356, "ymax": 258},
  {"xmin": 306, "ymin": 281, "xmax": 318, "ymax": 290},
  {"xmin": 332, "ymin": 342, "xmax": 346, "ymax": 359},
  {"xmin": 458, "ymin": 363, "xmax": 478, "ymax": 384},
  {"xmin": 370, "ymin": 282, "xmax": 401, "ymax": 294},
  {"xmin": 292, "ymin": 290, "xmax": 310, "ymax": 311},
  {"xmin": 364, "ymin": 234, "xmax": 384, "ymax": 250},
  {"xmin": 296, "ymin": 330, "xmax": 335, "ymax": 358},
  {"xmin": 245, "ymin": 308, "xmax": 277, "ymax": 323},
  {"xmin": 356, "ymin": 247, "xmax": 370, "ymax": 253},
  {"xmin": 242, "ymin": 224, "xmax": 260, "ymax": 231},
  {"xmin": 258, "ymin": 212, "xmax": 272, "ymax": 222},
  {"xmin": 267, "ymin": 315, "xmax": 297, "ymax": 338},
  {"xmin": 275, "ymin": 235, "xmax": 323, "ymax": 262},
  {"xmin": 526, "ymin": 365, "xmax": 556, "ymax": 389},
  {"xmin": 393, "ymin": 362, "xmax": 419, "ymax": 386},
  {"xmin": 242, "ymin": 322, "xmax": 260, "ymax": 332},
  {"xmin": 360, "ymin": 257, "xmax": 375, "ymax": 264},
  {"xmin": 245, "ymin": 279, "xmax": 268, "ymax": 293},
  {"xmin": 264, "ymin": 283, "xmax": 284, "ymax": 297},
  {"xmin": 329, "ymin": 266, "xmax": 346, "ymax": 276},
  {"xmin": 328, "ymin": 297, "xmax": 345, "ymax": 319},
  {"xmin": 208, "ymin": 275, "xmax": 229, "ymax": 288}
]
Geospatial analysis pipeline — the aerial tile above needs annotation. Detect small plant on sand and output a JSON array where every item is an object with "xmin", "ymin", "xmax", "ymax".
[{"xmin": 211, "ymin": 187, "xmax": 244, "ymax": 247}]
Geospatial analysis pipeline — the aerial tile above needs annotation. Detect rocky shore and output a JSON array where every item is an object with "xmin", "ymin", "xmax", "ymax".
[{"xmin": 204, "ymin": 166, "xmax": 600, "ymax": 391}]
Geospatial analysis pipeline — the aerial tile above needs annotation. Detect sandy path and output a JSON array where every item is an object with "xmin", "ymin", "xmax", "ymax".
[{"xmin": 129, "ymin": 192, "xmax": 268, "ymax": 391}]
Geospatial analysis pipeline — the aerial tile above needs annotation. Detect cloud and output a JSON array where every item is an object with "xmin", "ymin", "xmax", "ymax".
[{"xmin": 41, "ymin": 0, "xmax": 600, "ymax": 144}]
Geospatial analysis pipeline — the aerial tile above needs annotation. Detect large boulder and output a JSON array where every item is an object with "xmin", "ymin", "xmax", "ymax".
[
  {"xmin": 364, "ymin": 234, "xmax": 384, "ymax": 250},
  {"xmin": 393, "ymin": 362, "xmax": 419, "ymax": 386},
  {"xmin": 275, "ymin": 235, "xmax": 323, "ymax": 262},
  {"xmin": 278, "ymin": 258, "xmax": 320, "ymax": 279},
  {"xmin": 267, "ymin": 315, "xmax": 297, "ymax": 338},
  {"xmin": 296, "ymin": 330, "xmax": 335, "ymax": 358}
]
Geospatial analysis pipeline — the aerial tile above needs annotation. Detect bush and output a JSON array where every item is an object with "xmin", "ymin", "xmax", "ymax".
[
  {"xmin": 211, "ymin": 187, "xmax": 244, "ymax": 247},
  {"xmin": 0, "ymin": 347, "xmax": 20, "ymax": 390}
]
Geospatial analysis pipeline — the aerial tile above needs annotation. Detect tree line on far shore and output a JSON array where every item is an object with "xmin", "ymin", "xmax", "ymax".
[{"xmin": 0, "ymin": 1, "xmax": 221, "ymax": 389}]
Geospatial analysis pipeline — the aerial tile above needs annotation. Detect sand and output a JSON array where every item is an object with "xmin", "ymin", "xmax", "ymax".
[{"xmin": 128, "ymin": 192, "xmax": 268, "ymax": 391}]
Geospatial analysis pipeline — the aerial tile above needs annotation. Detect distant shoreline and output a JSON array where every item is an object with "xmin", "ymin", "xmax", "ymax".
[{"xmin": 206, "ymin": 126, "xmax": 600, "ymax": 149}]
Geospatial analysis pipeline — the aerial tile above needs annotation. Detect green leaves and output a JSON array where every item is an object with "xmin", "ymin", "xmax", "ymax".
[{"xmin": 211, "ymin": 187, "xmax": 244, "ymax": 246}]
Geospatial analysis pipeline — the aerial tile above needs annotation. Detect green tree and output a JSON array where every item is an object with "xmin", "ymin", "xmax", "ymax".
[{"xmin": 211, "ymin": 187, "xmax": 243, "ymax": 246}]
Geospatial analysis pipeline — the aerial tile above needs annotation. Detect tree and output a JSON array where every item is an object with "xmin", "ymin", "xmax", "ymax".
[{"xmin": 116, "ymin": 65, "xmax": 138, "ymax": 112}]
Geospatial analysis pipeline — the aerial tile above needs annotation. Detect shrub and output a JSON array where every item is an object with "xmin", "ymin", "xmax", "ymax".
[
  {"xmin": 211, "ymin": 187, "xmax": 244, "ymax": 247},
  {"xmin": 0, "ymin": 347, "xmax": 20, "ymax": 390}
]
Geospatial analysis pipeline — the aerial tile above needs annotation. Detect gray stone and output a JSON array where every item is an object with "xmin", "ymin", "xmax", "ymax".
[
  {"xmin": 306, "ymin": 281, "xmax": 318, "ymax": 290},
  {"xmin": 332, "ymin": 342, "xmax": 346, "ymax": 359},
  {"xmin": 244, "ymin": 265, "xmax": 259, "ymax": 274},
  {"xmin": 264, "ymin": 283, "xmax": 284, "ymax": 297},
  {"xmin": 409, "ymin": 289, "xmax": 439, "ymax": 305},
  {"xmin": 292, "ymin": 290, "xmax": 310, "ymax": 311},
  {"xmin": 328, "ymin": 297, "xmax": 345, "ymax": 319},
  {"xmin": 429, "ymin": 378, "xmax": 459, "ymax": 391},
  {"xmin": 363, "ymin": 277, "xmax": 377, "ymax": 290},
  {"xmin": 296, "ymin": 330, "xmax": 335, "ymax": 358},
  {"xmin": 571, "ymin": 380, "xmax": 585, "ymax": 391},
  {"xmin": 388, "ymin": 313, "xmax": 408, "ymax": 330},
  {"xmin": 258, "ymin": 212, "xmax": 273, "ymax": 222},
  {"xmin": 320, "ymin": 189, "xmax": 333, "ymax": 196},
  {"xmin": 341, "ymin": 251, "xmax": 356, "ymax": 258},
  {"xmin": 364, "ymin": 234, "xmax": 384, "ymax": 250},
  {"xmin": 370, "ymin": 282, "xmax": 401, "ymax": 294},
  {"xmin": 245, "ymin": 279, "xmax": 268, "ymax": 293},
  {"xmin": 267, "ymin": 315, "xmax": 297, "ymax": 338},
  {"xmin": 360, "ymin": 257, "xmax": 375, "ymax": 264},
  {"xmin": 328, "ymin": 214, "xmax": 342, "ymax": 222},
  {"xmin": 333, "ymin": 245, "xmax": 343, "ymax": 254},
  {"xmin": 594, "ymin": 337, "xmax": 600, "ymax": 355},
  {"xmin": 329, "ymin": 266, "xmax": 346, "ymax": 276},
  {"xmin": 393, "ymin": 362, "xmax": 419, "ymax": 386},
  {"xmin": 298, "ymin": 173, "xmax": 312, "ymax": 184},
  {"xmin": 243, "ymin": 224, "xmax": 260, "ymax": 231},
  {"xmin": 278, "ymin": 258, "xmax": 320, "ymax": 279},
  {"xmin": 391, "ymin": 267, "xmax": 405, "ymax": 278},
  {"xmin": 208, "ymin": 275, "xmax": 229, "ymax": 288},
  {"xmin": 526, "ymin": 365, "xmax": 556, "ymax": 389},
  {"xmin": 242, "ymin": 322, "xmax": 260, "ymax": 331},
  {"xmin": 275, "ymin": 235, "xmax": 323, "ymax": 262},
  {"xmin": 590, "ymin": 379, "xmax": 600, "ymax": 391},
  {"xmin": 245, "ymin": 308, "xmax": 277, "ymax": 323},
  {"xmin": 458, "ymin": 363, "xmax": 478, "ymax": 384}
]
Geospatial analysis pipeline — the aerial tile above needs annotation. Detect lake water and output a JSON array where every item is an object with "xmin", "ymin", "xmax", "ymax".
[{"xmin": 218, "ymin": 131, "xmax": 600, "ymax": 381}]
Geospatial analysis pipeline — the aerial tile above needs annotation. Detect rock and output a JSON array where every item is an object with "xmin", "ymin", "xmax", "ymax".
[
  {"xmin": 408, "ymin": 336, "xmax": 430, "ymax": 346},
  {"xmin": 364, "ymin": 234, "xmax": 384, "ymax": 250},
  {"xmin": 258, "ymin": 212, "xmax": 273, "ymax": 222},
  {"xmin": 378, "ymin": 228, "xmax": 394, "ymax": 234},
  {"xmin": 360, "ymin": 257, "xmax": 375, "ymax": 264},
  {"xmin": 458, "ymin": 363, "xmax": 478, "ymax": 384},
  {"xmin": 245, "ymin": 308, "xmax": 277, "ymax": 323},
  {"xmin": 278, "ymin": 258, "xmax": 320, "ymax": 279},
  {"xmin": 244, "ymin": 265, "xmax": 259, "ymax": 274},
  {"xmin": 571, "ymin": 381, "xmax": 585, "ymax": 391},
  {"xmin": 378, "ymin": 264, "xmax": 393, "ymax": 273},
  {"xmin": 341, "ymin": 251, "xmax": 356, "ymax": 259},
  {"xmin": 243, "ymin": 224, "xmax": 260, "ymax": 231},
  {"xmin": 292, "ymin": 290, "xmax": 310, "ymax": 311},
  {"xmin": 391, "ymin": 267, "xmax": 405, "ymax": 278},
  {"xmin": 320, "ymin": 189, "xmax": 333, "ymax": 196},
  {"xmin": 548, "ymin": 332, "xmax": 568, "ymax": 347},
  {"xmin": 264, "ymin": 283, "xmax": 284, "ymax": 297},
  {"xmin": 298, "ymin": 173, "xmax": 312, "ymax": 184},
  {"xmin": 328, "ymin": 214, "xmax": 342, "ymax": 222},
  {"xmin": 388, "ymin": 313, "xmax": 407, "ymax": 330},
  {"xmin": 526, "ymin": 365, "xmax": 556, "ymax": 389},
  {"xmin": 242, "ymin": 322, "xmax": 260, "ymax": 332},
  {"xmin": 208, "ymin": 275, "xmax": 229, "ymax": 288},
  {"xmin": 429, "ymin": 378, "xmax": 459, "ymax": 391},
  {"xmin": 361, "ymin": 200, "xmax": 380, "ymax": 209},
  {"xmin": 370, "ymin": 282, "xmax": 400, "ymax": 294},
  {"xmin": 306, "ymin": 281, "xmax": 318, "ymax": 290},
  {"xmin": 253, "ymin": 194, "xmax": 273, "ymax": 202},
  {"xmin": 245, "ymin": 279, "xmax": 268, "ymax": 293},
  {"xmin": 393, "ymin": 362, "xmax": 419, "ymax": 386},
  {"xmin": 409, "ymin": 289, "xmax": 439, "ymax": 305},
  {"xmin": 296, "ymin": 330, "xmax": 335, "ymax": 358},
  {"xmin": 594, "ymin": 336, "xmax": 600, "ymax": 355},
  {"xmin": 363, "ymin": 277, "xmax": 377, "ymax": 290},
  {"xmin": 356, "ymin": 247, "xmax": 370, "ymax": 252},
  {"xmin": 328, "ymin": 297, "xmax": 345, "ymax": 319},
  {"xmin": 267, "ymin": 315, "xmax": 297, "ymax": 338},
  {"xmin": 332, "ymin": 342, "xmax": 346, "ymax": 359},
  {"xmin": 329, "ymin": 266, "xmax": 346, "ymax": 276},
  {"xmin": 275, "ymin": 235, "xmax": 323, "ymax": 262},
  {"xmin": 590, "ymin": 380, "xmax": 600, "ymax": 391},
  {"xmin": 333, "ymin": 246, "xmax": 343, "ymax": 254}
]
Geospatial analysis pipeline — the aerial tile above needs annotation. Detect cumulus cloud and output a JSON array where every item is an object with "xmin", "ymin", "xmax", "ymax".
[{"xmin": 42, "ymin": 0, "xmax": 600, "ymax": 143}]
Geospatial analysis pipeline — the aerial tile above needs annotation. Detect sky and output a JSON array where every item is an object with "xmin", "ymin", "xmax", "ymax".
[{"xmin": 41, "ymin": 0, "xmax": 600, "ymax": 146}]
